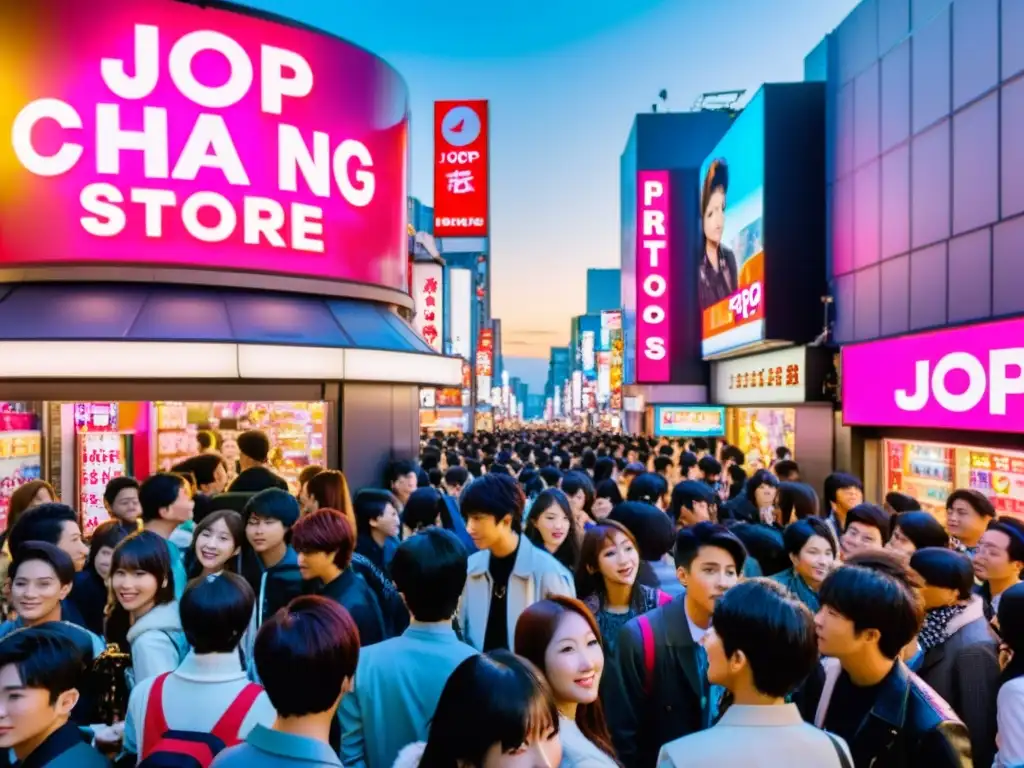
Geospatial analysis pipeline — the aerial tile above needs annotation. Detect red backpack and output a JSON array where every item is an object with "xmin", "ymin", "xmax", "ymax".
[
  {"xmin": 138, "ymin": 673, "xmax": 263, "ymax": 767},
  {"xmin": 637, "ymin": 590, "xmax": 672, "ymax": 694}
]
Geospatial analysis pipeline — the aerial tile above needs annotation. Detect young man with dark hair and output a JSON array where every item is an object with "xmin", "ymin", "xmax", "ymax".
[
  {"xmin": 386, "ymin": 460, "xmax": 419, "ymax": 507},
  {"xmin": 840, "ymin": 503, "xmax": 891, "ymax": 559},
  {"xmin": 340, "ymin": 529, "xmax": 476, "ymax": 768},
  {"xmin": 616, "ymin": 522, "xmax": 746, "ymax": 768},
  {"xmin": 103, "ymin": 475, "xmax": 142, "ymax": 526},
  {"xmin": 653, "ymin": 455, "xmax": 675, "ymax": 484},
  {"xmin": 974, "ymin": 516, "xmax": 1024, "ymax": 618},
  {"xmin": 0, "ymin": 628, "xmax": 107, "ymax": 766},
  {"xmin": 773, "ymin": 459, "xmax": 800, "ymax": 482},
  {"xmin": 669, "ymin": 480, "xmax": 713, "ymax": 530},
  {"xmin": 458, "ymin": 473, "xmax": 574, "ymax": 652},
  {"xmin": 227, "ymin": 430, "xmax": 289, "ymax": 493},
  {"xmin": 822, "ymin": 472, "xmax": 865, "ymax": 542},
  {"xmin": 139, "ymin": 472, "xmax": 193, "ymax": 599},
  {"xmin": 946, "ymin": 488, "xmax": 997, "ymax": 556},
  {"xmin": 242, "ymin": 489, "xmax": 303, "ymax": 640},
  {"xmin": 798, "ymin": 561, "xmax": 971, "ymax": 766},
  {"xmin": 658, "ymin": 579, "xmax": 852, "ymax": 767},
  {"xmin": 213, "ymin": 596, "xmax": 359, "ymax": 768},
  {"xmin": 697, "ymin": 455, "xmax": 722, "ymax": 488},
  {"xmin": 7, "ymin": 504, "xmax": 89, "ymax": 574}
]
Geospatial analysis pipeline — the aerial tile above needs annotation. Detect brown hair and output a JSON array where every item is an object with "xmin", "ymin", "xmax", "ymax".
[
  {"xmin": 575, "ymin": 520, "xmax": 645, "ymax": 611},
  {"xmin": 7, "ymin": 480, "xmax": 56, "ymax": 531},
  {"xmin": 514, "ymin": 596, "xmax": 620, "ymax": 764},
  {"xmin": 305, "ymin": 470, "xmax": 355, "ymax": 531}
]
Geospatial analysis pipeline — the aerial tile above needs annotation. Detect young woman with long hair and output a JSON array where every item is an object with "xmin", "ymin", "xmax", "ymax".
[
  {"xmin": 394, "ymin": 651, "xmax": 563, "ymax": 768},
  {"xmin": 514, "ymin": 597, "xmax": 619, "ymax": 766},
  {"xmin": 105, "ymin": 531, "xmax": 189, "ymax": 690},
  {"xmin": 70, "ymin": 519, "xmax": 134, "ymax": 635},
  {"xmin": 575, "ymin": 520, "xmax": 670, "ymax": 656},
  {"xmin": 524, "ymin": 489, "xmax": 581, "ymax": 572},
  {"xmin": 186, "ymin": 508, "xmax": 245, "ymax": 578}
]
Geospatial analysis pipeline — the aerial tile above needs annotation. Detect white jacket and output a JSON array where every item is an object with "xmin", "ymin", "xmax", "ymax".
[
  {"xmin": 126, "ymin": 601, "xmax": 189, "ymax": 689},
  {"xmin": 392, "ymin": 742, "xmax": 426, "ymax": 768},
  {"xmin": 458, "ymin": 534, "xmax": 575, "ymax": 651}
]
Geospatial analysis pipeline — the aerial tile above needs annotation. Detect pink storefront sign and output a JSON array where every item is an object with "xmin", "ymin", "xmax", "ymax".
[
  {"xmin": 635, "ymin": 170, "xmax": 671, "ymax": 383},
  {"xmin": 842, "ymin": 316, "xmax": 1024, "ymax": 434},
  {"xmin": 0, "ymin": 0, "xmax": 408, "ymax": 292}
]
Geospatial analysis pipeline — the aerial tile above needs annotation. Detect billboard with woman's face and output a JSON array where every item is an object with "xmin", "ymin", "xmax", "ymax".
[{"xmin": 698, "ymin": 93, "xmax": 765, "ymax": 357}]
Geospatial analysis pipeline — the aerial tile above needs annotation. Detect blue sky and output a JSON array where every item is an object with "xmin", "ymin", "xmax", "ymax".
[{"xmin": 238, "ymin": 0, "xmax": 859, "ymax": 389}]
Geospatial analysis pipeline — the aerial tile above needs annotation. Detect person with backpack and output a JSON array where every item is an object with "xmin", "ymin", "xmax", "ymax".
[
  {"xmin": 211, "ymin": 595, "xmax": 359, "ymax": 768},
  {"xmin": 122, "ymin": 572, "xmax": 275, "ymax": 766},
  {"xmin": 615, "ymin": 523, "xmax": 747, "ymax": 768}
]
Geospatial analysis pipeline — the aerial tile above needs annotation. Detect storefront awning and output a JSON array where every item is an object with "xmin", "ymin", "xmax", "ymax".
[{"xmin": 0, "ymin": 285, "xmax": 460, "ymax": 386}]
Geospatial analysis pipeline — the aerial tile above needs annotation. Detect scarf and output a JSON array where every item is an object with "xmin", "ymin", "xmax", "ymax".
[{"xmin": 919, "ymin": 603, "xmax": 968, "ymax": 652}]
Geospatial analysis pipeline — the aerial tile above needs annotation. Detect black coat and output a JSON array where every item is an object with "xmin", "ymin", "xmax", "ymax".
[
  {"xmin": 796, "ymin": 659, "xmax": 972, "ymax": 768},
  {"xmin": 227, "ymin": 466, "xmax": 289, "ymax": 493},
  {"xmin": 615, "ymin": 597, "xmax": 706, "ymax": 768}
]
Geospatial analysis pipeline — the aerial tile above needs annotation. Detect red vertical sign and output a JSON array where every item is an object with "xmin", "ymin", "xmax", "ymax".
[{"xmin": 434, "ymin": 100, "xmax": 489, "ymax": 237}]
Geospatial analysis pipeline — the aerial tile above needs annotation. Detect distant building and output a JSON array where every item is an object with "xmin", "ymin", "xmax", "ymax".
[
  {"xmin": 545, "ymin": 346, "xmax": 571, "ymax": 416},
  {"xmin": 586, "ymin": 268, "xmax": 621, "ymax": 315}
]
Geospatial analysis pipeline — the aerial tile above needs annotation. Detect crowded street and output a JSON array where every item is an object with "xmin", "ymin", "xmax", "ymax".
[{"xmin": 1, "ymin": 0, "xmax": 1024, "ymax": 766}]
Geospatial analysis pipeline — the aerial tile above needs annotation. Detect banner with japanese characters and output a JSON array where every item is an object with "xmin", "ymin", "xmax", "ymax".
[
  {"xmin": 434, "ymin": 100, "xmax": 489, "ymax": 237},
  {"xmin": 412, "ymin": 262, "xmax": 444, "ymax": 352},
  {"xmin": 78, "ymin": 431, "xmax": 127, "ymax": 533}
]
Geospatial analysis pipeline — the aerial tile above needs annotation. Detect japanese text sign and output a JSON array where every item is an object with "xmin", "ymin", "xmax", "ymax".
[
  {"xmin": 636, "ymin": 170, "xmax": 671, "ymax": 383},
  {"xmin": 712, "ymin": 346, "xmax": 807, "ymax": 405},
  {"xmin": 433, "ymin": 100, "xmax": 489, "ymax": 237},
  {"xmin": 78, "ymin": 431, "xmax": 125, "ymax": 533},
  {"xmin": 412, "ymin": 261, "xmax": 444, "ymax": 352}
]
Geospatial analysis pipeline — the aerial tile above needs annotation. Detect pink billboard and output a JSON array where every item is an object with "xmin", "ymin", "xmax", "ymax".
[
  {"xmin": 842, "ymin": 316, "xmax": 1024, "ymax": 434},
  {"xmin": 635, "ymin": 170, "xmax": 670, "ymax": 382},
  {"xmin": 0, "ymin": 0, "xmax": 408, "ymax": 292}
]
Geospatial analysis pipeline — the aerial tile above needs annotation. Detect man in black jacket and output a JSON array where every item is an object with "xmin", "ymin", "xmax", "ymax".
[
  {"xmin": 615, "ymin": 522, "xmax": 746, "ymax": 767},
  {"xmin": 228, "ymin": 430, "xmax": 289, "ymax": 493},
  {"xmin": 797, "ymin": 560, "xmax": 971, "ymax": 767}
]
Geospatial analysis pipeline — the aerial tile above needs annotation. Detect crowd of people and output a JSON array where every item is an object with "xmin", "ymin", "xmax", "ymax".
[{"xmin": 0, "ymin": 428, "xmax": 1020, "ymax": 767}]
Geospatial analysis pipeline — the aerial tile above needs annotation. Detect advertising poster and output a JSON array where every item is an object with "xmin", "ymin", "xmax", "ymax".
[
  {"xmin": 727, "ymin": 406, "xmax": 795, "ymax": 471},
  {"xmin": 635, "ymin": 170, "xmax": 671, "ymax": 382},
  {"xmin": 78, "ymin": 431, "xmax": 127, "ymax": 533},
  {"xmin": 610, "ymin": 324, "xmax": 624, "ymax": 411},
  {"xmin": 654, "ymin": 406, "xmax": 727, "ymax": 438},
  {"xmin": 581, "ymin": 331, "xmax": 596, "ymax": 378},
  {"xmin": 597, "ymin": 352, "xmax": 611, "ymax": 402},
  {"xmin": 411, "ymin": 262, "xmax": 444, "ymax": 352},
  {"xmin": 0, "ymin": 432, "xmax": 43, "ymax": 530},
  {"xmin": 475, "ymin": 328, "xmax": 493, "ymax": 403},
  {"xmin": 449, "ymin": 267, "xmax": 473, "ymax": 360},
  {"xmin": 699, "ymin": 94, "xmax": 765, "ymax": 357},
  {"xmin": 0, "ymin": 0, "xmax": 409, "ymax": 292},
  {"xmin": 434, "ymin": 100, "xmax": 489, "ymax": 237}
]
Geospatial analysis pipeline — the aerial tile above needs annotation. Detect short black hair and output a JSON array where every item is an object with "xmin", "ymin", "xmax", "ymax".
[
  {"xmin": 782, "ymin": 518, "xmax": 835, "ymax": 558},
  {"xmin": 674, "ymin": 522, "xmax": 747, "ymax": 572},
  {"xmin": 8, "ymin": 504, "xmax": 78, "ymax": 554},
  {"xmin": 103, "ymin": 476, "xmax": 140, "ymax": 507},
  {"xmin": 885, "ymin": 491, "xmax": 921, "ymax": 514},
  {"xmin": 670, "ymin": 480, "xmax": 712, "ymax": 518},
  {"xmin": 627, "ymin": 473, "xmax": 668, "ymax": 505},
  {"xmin": 444, "ymin": 466, "xmax": 469, "ymax": 489},
  {"xmin": 172, "ymin": 453, "xmax": 226, "ymax": 488},
  {"xmin": 987, "ymin": 517, "xmax": 1024, "ymax": 564},
  {"xmin": 353, "ymin": 489, "xmax": 398, "ymax": 537},
  {"xmin": 745, "ymin": 469, "xmax": 779, "ymax": 505},
  {"xmin": 254, "ymin": 595, "xmax": 360, "ymax": 717},
  {"xmin": 910, "ymin": 548, "xmax": 975, "ymax": 601},
  {"xmin": 773, "ymin": 459, "xmax": 799, "ymax": 480},
  {"xmin": 0, "ymin": 626, "xmax": 87, "ymax": 705},
  {"xmin": 721, "ymin": 445, "xmax": 745, "ymax": 465},
  {"xmin": 653, "ymin": 456, "xmax": 674, "ymax": 475},
  {"xmin": 818, "ymin": 564, "xmax": 923, "ymax": 659},
  {"xmin": 237, "ymin": 430, "xmax": 271, "ymax": 463},
  {"xmin": 390, "ymin": 528, "xmax": 468, "ymax": 621},
  {"xmin": 892, "ymin": 511, "xmax": 949, "ymax": 550},
  {"xmin": 181, "ymin": 572, "xmax": 255, "ymax": 654},
  {"xmin": 460, "ymin": 474, "xmax": 526, "ymax": 533},
  {"xmin": 713, "ymin": 579, "xmax": 817, "ymax": 697},
  {"xmin": 946, "ymin": 488, "xmax": 996, "ymax": 519},
  {"xmin": 10, "ymin": 541, "xmax": 75, "ymax": 586},
  {"xmin": 679, "ymin": 452, "xmax": 698, "ymax": 474},
  {"xmin": 139, "ymin": 473, "xmax": 187, "ymax": 523},
  {"xmin": 777, "ymin": 482, "xmax": 820, "ymax": 525},
  {"xmin": 386, "ymin": 460, "xmax": 418, "ymax": 487},
  {"xmin": 823, "ymin": 472, "xmax": 863, "ymax": 505},
  {"xmin": 401, "ymin": 487, "xmax": 445, "ymax": 532},
  {"xmin": 698, "ymin": 456, "xmax": 722, "ymax": 477},
  {"xmin": 844, "ymin": 503, "xmax": 891, "ymax": 542}
]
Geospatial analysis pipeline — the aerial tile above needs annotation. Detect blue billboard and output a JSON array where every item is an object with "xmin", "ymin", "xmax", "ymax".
[{"xmin": 653, "ymin": 405, "xmax": 727, "ymax": 438}]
